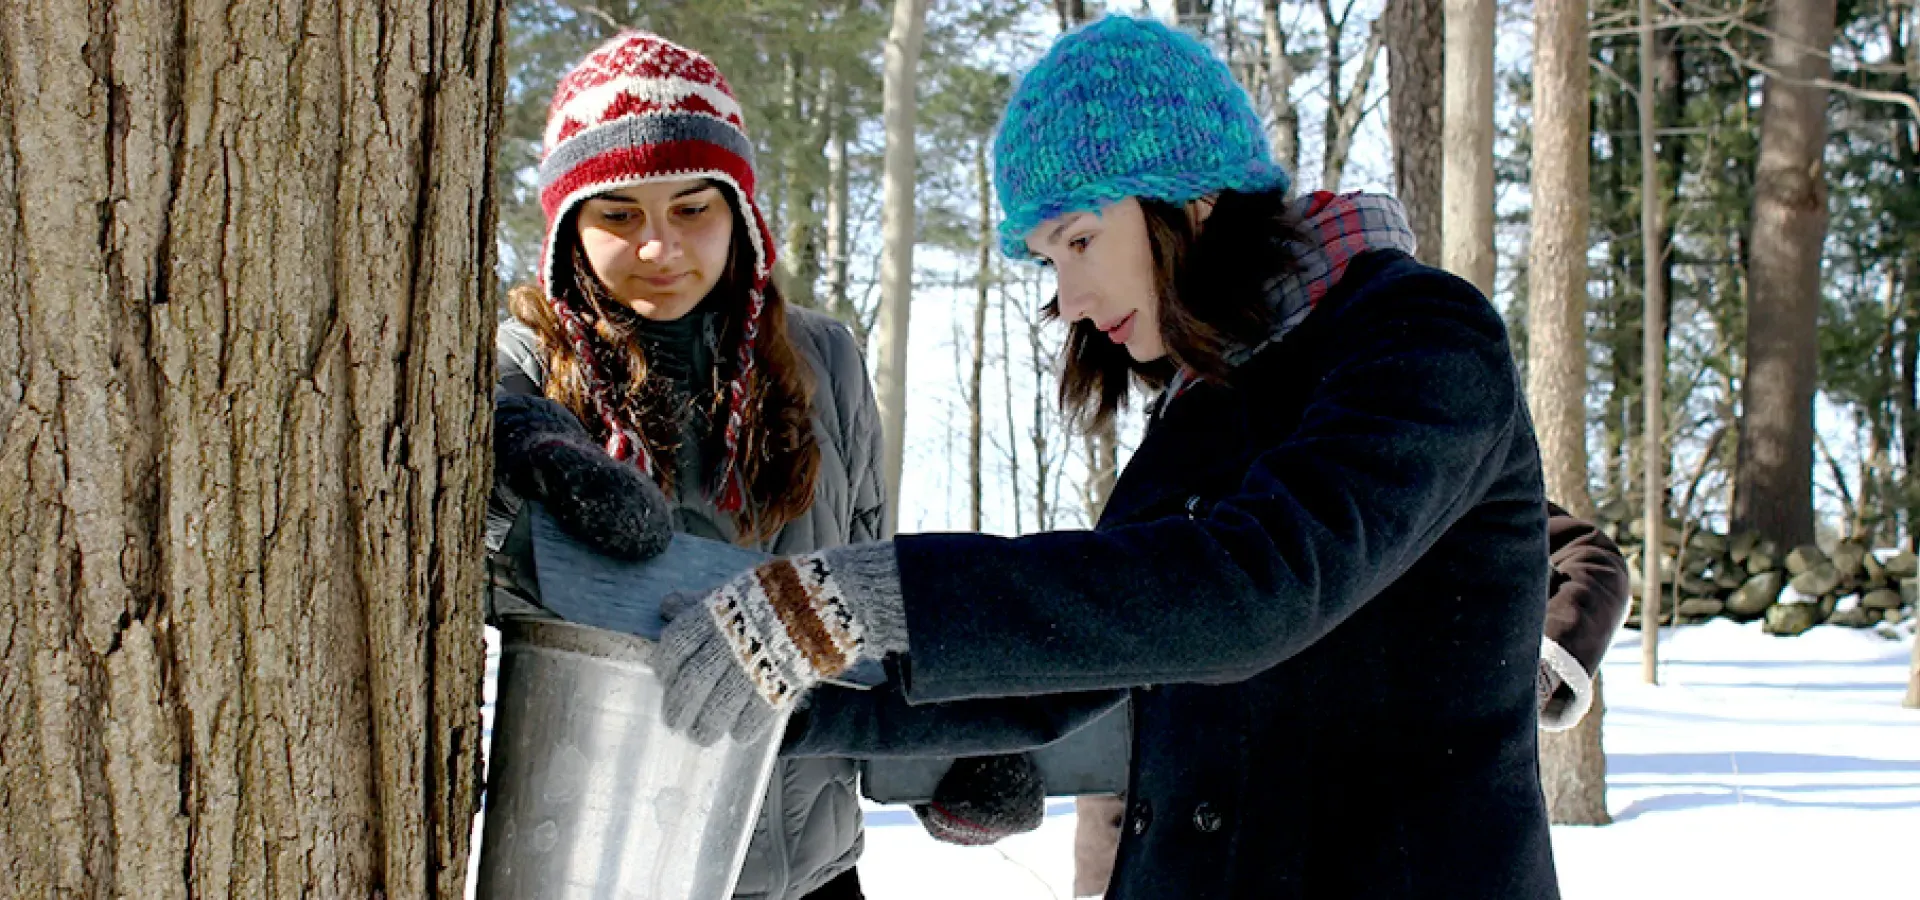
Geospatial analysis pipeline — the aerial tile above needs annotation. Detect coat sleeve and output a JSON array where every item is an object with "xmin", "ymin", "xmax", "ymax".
[
  {"xmin": 780, "ymin": 678, "xmax": 1125, "ymax": 758},
  {"xmin": 1539, "ymin": 501, "xmax": 1630, "ymax": 730},
  {"xmin": 890, "ymin": 270, "xmax": 1530, "ymax": 703}
]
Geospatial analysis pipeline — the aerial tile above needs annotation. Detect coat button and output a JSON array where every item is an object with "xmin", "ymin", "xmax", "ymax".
[
  {"xmin": 1192, "ymin": 802, "xmax": 1224, "ymax": 833},
  {"xmin": 1129, "ymin": 800, "xmax": 1153, "ymax": 836}
]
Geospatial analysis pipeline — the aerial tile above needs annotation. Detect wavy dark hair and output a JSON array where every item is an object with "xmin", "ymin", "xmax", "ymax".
[
  {"xmin": 1051, "ymin": 187, "xmax": 1309, "ymax": 429},
  {"xmin": 506, "ymin": 187, "xmax": 820, "ymax": 543}
]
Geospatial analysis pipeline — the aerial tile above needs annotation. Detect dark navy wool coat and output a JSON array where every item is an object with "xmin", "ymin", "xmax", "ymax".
[{"xmin": 799, "ymin": 249, "xmax": 1559, "ymax": 899}]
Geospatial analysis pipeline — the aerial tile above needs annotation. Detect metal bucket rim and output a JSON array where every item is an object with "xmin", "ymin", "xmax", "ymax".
[{"xmin": 497, "ymin": 615, "xmax": 658, "ymax": 667}]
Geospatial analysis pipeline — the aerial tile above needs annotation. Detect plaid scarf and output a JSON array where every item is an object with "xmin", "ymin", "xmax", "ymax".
[{"xmin": 1159, "ymin": 191, "xmax": 1417, "ymax": 408}]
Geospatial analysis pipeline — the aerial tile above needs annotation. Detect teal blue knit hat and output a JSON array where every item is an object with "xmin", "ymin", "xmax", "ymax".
[{"xmin": 993, "ymin": 15, "xmax": 1291, "ymax": 259}]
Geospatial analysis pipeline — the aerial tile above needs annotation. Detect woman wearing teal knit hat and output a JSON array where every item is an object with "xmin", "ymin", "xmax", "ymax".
[{"xmin": 658, "ymin": 15, "xmax": 1560, "ymax": 898}]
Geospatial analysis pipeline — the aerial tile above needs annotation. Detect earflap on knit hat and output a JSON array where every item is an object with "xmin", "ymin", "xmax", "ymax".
[
  {"xmin": 530, "ymin": 30, "xmax": 777, "ymax": 512},
  {"xmin": 992, "ymin": 15, "xmax": 1291, "ymax": 259}
]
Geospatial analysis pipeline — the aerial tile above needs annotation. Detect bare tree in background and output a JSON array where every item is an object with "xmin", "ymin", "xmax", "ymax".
[
  {"xmin": 875, "ymin": 0, "xmax": 929, "ymax": 532},
  {"xmin": 0, "ymin": 1, "xmax": 501, "ymax": 896},
  {"xmin": 1441, "ymin": 0, "xmax": 1495, "ymax": 294},
  {"xmin": 1528, "ymin": 0, "xmax": 1610, "ymax": 825},
  {"xmin": 1385, "ymin": 0, "xmax": 1445, "ymax": 263},
  {"xmin": 1317, "ymin": 0, "xmax": 1386, "ymax": 192},
  {"xmin": 970, "ymin": 142, "xmax": 993, "ymax": 531},
  {"xmin": 1733, "ymin": 0, "xmax": 1838, "ymax": 553},
  {"xmin": 1261, "ymin": 0, "xmax": 1303, "ymax": 174}
]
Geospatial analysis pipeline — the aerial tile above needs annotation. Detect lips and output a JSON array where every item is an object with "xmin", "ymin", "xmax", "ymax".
[
  {"xmin": 1100, "ymin": 312, "xmax": 1136, "ymax": 345},
  {"xmin": 641, "ymin": 272, "xmax": 688, "ymax": 287}
]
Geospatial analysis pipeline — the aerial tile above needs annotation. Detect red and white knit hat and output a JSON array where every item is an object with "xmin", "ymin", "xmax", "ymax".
[{"xmin": 536, "ymin": 31, "xmax": 776, "ymax": 512}]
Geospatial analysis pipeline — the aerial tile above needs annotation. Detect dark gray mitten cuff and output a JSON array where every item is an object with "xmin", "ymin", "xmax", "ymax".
[
  {"xmin": 493, "ymin": 393, "xmax": 672, "ymax": 561},
  {"xmin": 913, "ymin": 753, "xmax": 1046, "ymax": 846}
]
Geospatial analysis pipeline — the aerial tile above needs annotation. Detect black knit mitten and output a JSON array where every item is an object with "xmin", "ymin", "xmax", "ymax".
[
  {"xmin": 912, "ymin": 753, "xmax": 1046, "ymax": 846},
  {"xmin": 494, "ymin": 393, "xmax": 673, "ymax": 562}
]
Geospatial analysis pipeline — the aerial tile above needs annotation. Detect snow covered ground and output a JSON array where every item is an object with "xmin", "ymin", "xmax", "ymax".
[{"xmin": 476, "ymin": 619, "xmax": 1920, "ymax": 898}]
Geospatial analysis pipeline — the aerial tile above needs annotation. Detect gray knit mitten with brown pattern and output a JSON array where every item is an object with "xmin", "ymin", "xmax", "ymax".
[{"xmin": 657, "ymin": 542, "xmax": 909, "ymax": 746}]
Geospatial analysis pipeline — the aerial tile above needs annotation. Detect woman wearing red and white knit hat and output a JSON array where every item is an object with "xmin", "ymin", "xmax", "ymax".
[{"xmin": 486, "ymin": 31, "xmax": 887, "ymax": 900}]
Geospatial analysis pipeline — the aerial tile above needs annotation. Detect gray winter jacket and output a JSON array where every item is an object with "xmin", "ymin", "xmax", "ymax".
[{"xmin": 487, "ymin": 306, "xmax": 888, "ymax": 900}]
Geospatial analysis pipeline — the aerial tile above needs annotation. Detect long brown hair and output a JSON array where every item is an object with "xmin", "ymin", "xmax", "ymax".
[
  {"xmin": 1053, "ymin": 187, "xmax": 1307, "ymax": 429},
  {"xmin": 507, "ymin": 189, "xmax": 820, "ymax": 543}
]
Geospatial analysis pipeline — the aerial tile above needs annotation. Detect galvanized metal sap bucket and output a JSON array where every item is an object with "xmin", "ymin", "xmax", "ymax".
[
  {"xmin": 477, "ymin": 618, "xmax": 784, "ymax": 899},
  {"xmin": 475, "ymin": 504, "xmax": 787, "ymax": 899}
]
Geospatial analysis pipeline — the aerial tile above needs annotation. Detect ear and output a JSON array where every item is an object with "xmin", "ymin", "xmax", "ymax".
[{"xmin": 1185, "ymin": 194, "xmax": 1219, "ymax": 230}]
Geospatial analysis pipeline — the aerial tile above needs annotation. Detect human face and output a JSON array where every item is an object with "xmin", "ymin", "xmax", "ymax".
[
  {"xmin": 574, "ymin": 179, "xmax": 734, "ymax": 321},
  {"xmin": 1024, "ymin": 198, "xmax": 1167, "ymax": 363}
]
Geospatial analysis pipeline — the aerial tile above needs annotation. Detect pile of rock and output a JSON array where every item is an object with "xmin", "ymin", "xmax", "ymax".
[{"xmin": 1599, "ymin": 510, "xmax": 1917, "ymax": 637}]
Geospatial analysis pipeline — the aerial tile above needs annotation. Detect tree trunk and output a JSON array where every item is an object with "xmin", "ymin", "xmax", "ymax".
[
  {"xmin": 1321, "ymin": 1, "xmax": 1385, "ymax": 194},
  {"xmin": 1176, "ymin": 0, "xmax": 1214, "ymax": 35},
  {"xmin": 1540, "ymin": 675, "xmax": 1612, "ymax": 824},
  {"xmin": 1441, "ymin": 0, "xmax": 1495, "ymax": 295},
  {"xmin": 1054, "ymin": 0, "xmax": 1087, "ymax": 32},
  {"xmin": 1732, "ymin": 0, "xmax": 1836, "ymax": 552},
  {"xmin": 874, "ymin": 0, "xmax": 928, "ymax": 534},
  {"xmin": 969, "ymin": 142, "xmax": 991, "ymax": 533},
  {"xmin": 1637, "ymin": 0, "xmax": 1667, "ymax": 685},
  {"xmin": 1261, "ymin": 0, "xmax": 1302, "ymax": 175},
  {"xmin": 1528, "ymin": 0, "xmax": 1608, "ymax": 825},
  {"xmin": 824, "ymin": 76, "xmax": 857, "ymax": 341},
  {"xmin": 0, "ymin": 1, "xmax": 501, "ymax": 897},
  {"xmin": 1527, "ymin": 0, "xmax": 1595, "ymax": 523},
  {"xmin": 1001, "ymin": 288, "xmax": 1023, "ymax": 536},
  {"xmin": 1085, "ymin": 423, "xmax": 1118, "ymax": 523},
  {"xmin": 1386, "ymin": 0, "xmax": 1445, "ymax": 264}
]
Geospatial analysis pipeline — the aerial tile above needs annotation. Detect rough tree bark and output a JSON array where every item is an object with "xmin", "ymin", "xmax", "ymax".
[
  {"xmin": 874, "ymin": 0, "xmax": 928, "ymax": 533},
  {"xmin": 1385, "ymin": 0, "xmax": 1445, "ymax": 264},
  {"xmin": 0, "ymin": 1, "xmax": 502, "ymax": 898},
  {"xmin": 1441, "ymin": 0, "xmax": 1495, "ymax": 294},
  {"xmin": 1528, "ymin": 0, "xmax": 1610, "ymax": 826},
  {"xmin": 1732, "ymin": 0, "xmax": 1837, "ymax": 551}
]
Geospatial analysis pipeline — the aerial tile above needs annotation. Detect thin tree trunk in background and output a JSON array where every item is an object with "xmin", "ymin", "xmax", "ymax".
[
  {"xmin": 1261, "ymin": 0, "xmax": 1301, "ymax": 175},
  {"xmin": 0, "ymin": 1, "xmax": 501, "ymax": 896},
  {"xmin": 1638, "ymin": 0, "xmax": 1667, "ymax": 685},
  {"xmin": 779, "ymin": 58, "xmax": 829, "ymax": 311},
  {"xmin": 1888, "ymin": 11, "xmax": 1918, "ymax": 558},
  {"xmin": 1320, "ymin": 0, "xmax": 1385, "ymax": 193},
  {"xmin": 1732, "ymin": 0, "xmax": 1836, "ymax": 553},
  {"xmin": 875, "ymin": 0, "xmax": 928, "ymax": 533},
  {"xmin": 1054, "ymin": 0, "xmax": 1087, "ymax": 31},
  {"xmin": 1176, "ymin": 0, "xmax": 1214, "ymax": 35},
  {"xmin": 1441, "ymin": 0, "xmax": 1495, "ymax": 295},
  {"xmin": 1085, "ymin": 423, "xmax": 1118, "ymax": 523},
  {"xmin": 1528, "ymin": 0, "xmax": 1608, "ymax": 826},
  {"xmin": 824, "ymin": 75, "xmax": 857, "ymax": 341},
  {"xmin": 1386, "ymin": 0, "xmax": 1445, "ymax": 264},
  {"xmin": 1001, "ymin": 288, "xmax": 1023, "ymax": 535},
  {"xmin": 969, "ymin": 142, "xmax": 991, "ymax": 533}
]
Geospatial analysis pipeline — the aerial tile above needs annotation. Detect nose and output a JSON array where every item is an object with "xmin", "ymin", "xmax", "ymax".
[
  {"xmin": 634, "ymin": 221, "xmax": 678, "ymax": 263},
  {"xmin": 1054, "ymin": 272, "xmax": 1095, "ymax": 323}
]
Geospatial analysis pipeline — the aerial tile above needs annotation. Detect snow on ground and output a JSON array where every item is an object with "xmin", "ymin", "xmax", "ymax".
[{"xmin": 475, "ymin": 620, "xmax": 1920, "ymax": 899}]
